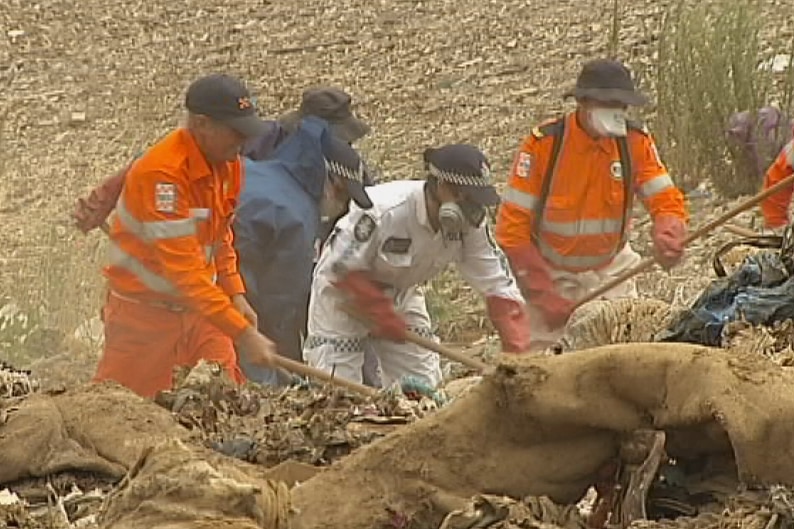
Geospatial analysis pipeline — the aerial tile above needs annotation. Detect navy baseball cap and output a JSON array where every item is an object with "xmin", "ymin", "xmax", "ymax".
[{"xmin": 185, "ymin": 74, "xmax": 269, "ymax": 138}]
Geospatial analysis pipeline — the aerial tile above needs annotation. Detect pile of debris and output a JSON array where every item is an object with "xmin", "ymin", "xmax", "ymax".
[
  {"xmin": 436, "ymin": 487, "xmax": 794, "ymax": 529},
  {"xmin": 154, "ymin": 361, "xmax": 443, "ymax": 467}
]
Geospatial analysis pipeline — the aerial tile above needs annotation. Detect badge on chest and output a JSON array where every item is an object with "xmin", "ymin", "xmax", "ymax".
[
  {"xmin": 381, "ymin": 237, "xmax": 412, "ymax": 254},
  {"xmin": 155, "ymin": 182, "xmax": 177, "ymax": 213}
]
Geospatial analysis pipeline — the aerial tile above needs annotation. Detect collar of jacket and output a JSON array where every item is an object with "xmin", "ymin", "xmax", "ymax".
[
  {"xmin": 179, "ymin": 127, "xmax": 234, "ymax": 181},
  {"xmin": 411, "ymin": 182, "xmax": 435, "ymax": 232},
  {"xmin": 567, "ymin": 111, "xmax": 620, "ymax": 155}
]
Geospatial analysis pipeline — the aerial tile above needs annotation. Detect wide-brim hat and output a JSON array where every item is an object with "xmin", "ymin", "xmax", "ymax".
[{"xmin": 563, "ymin": 59, "xmax": 649, "ymax": 107}]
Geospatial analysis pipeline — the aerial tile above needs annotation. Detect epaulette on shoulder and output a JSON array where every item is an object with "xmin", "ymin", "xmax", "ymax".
[
  {"xmin": 531, "ymin": 116, "xmax": 565, "ymax": 140},
  {"xmin": 627, "ymin": 119, "xmax": 650, "ymax": 136}
]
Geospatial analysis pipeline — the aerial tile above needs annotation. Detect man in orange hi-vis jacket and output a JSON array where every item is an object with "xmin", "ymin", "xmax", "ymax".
[
  {"xmin": 495, "ymin": 59, "xmax": 689, "ymax": 352},
  {"xmin": 93, "ymin": 73, "xmax": 277, "ymax": 397},
  {"xmin": 760, "ymin": 139, "xmax": 794, "ymax": 231}
]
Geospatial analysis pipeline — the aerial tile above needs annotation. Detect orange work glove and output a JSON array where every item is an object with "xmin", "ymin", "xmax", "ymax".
[{"xmin": 72, "ymin": 167, "xmax": 128, "ymax": 234}]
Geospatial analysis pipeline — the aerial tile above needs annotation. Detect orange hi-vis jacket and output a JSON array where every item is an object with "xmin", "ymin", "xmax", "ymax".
[
  {"xmin": 761, "ymin": 139, "xmax": 794, "ymax": 228},
  {"xmin": 104, "ymin": 128, "xmax": 250, "ymax": 338},
  {"xmin": 496, "ymin": 113, "xmax": 687, "ymax": 272}
]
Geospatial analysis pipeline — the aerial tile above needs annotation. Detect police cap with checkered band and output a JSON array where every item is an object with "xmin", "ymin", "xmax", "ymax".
[
  {"xmin": 423, "ymin": 143, "xmax": 500, "ymax": 207},
  {"xmin": 322, "ymin": 134, "xmax": 373, "ymax": 210},
  {"xmin": 185, "ymin": 73, "xmax": 269, "ymax": 138}
]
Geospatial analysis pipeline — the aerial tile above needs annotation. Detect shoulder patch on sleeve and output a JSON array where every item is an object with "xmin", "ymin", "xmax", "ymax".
[
  {"xmin": 353, "ymin": 214, "xmax": 376, "ymax": 242},
  {"xmin": 155, "ymin": 182, "xmax": 177, "ymax": 213},
  {"xmin": 515, "ymin": 152, "xmax": 533, "ymax": 178}
]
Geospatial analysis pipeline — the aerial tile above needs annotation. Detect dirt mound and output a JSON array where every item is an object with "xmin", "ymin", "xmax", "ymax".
[{"xmin": 288, "ymin": 342, "xmax": 794, "ymax": 529}]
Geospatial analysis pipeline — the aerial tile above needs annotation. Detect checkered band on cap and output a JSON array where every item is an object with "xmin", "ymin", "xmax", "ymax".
[
  {"xmin": 427, "ymin": 161, "xmax": 491, "ymax": 187},
  {"xmin": 324, "ymin": 158, "xmax": 365, "ymax": 183}
]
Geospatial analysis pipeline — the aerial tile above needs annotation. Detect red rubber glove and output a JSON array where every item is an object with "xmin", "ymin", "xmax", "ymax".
[
  {"xmin": 504, "ymin": 243, "xmax": 576, "ymax": 330},
  {"xmin": 485, "ymin": 296, "xmax": 530, "ymax": 353},
  {"xmin": 71, "ymin": 167, "xmax": 128, "ymax": 234},
  {"xmin": 334, "ymin": 271, "xmax": 408, "ymax": 342},
  {"xmin": 652, "ymin": 215, "xmax": 686, "ymax": 269}
]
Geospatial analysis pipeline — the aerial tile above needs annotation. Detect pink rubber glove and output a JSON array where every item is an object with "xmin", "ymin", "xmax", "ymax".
[
  {"xmin": 504, "ymin": 243, "xmax": 577, "ymax": 330},
  {"xmin": 652, "ymin": 215, "xmax": 687, "ymax": 269},
  {"xmin": 334, "ymin": 271, "xmax": 407, "ymax": 342},
  {"xmin": 485, "ymin": 296, "xmax": 531, "ymax": 353}
]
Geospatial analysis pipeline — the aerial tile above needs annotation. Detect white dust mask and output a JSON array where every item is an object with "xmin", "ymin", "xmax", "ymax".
[{"xmin": 589, "ymin": 107, "xmax": 628, "ymax": 137}]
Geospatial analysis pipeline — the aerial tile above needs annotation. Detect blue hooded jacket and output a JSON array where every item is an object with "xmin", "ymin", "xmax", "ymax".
[{"xmin": 233, "ymin": 117, "xmax": 331, "ymax": 384}]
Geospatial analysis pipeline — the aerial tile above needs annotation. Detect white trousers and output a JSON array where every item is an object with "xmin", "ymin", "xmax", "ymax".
[
  {"xmin": 528, "ymin": 243, "xmax": 642, "ymax": 352},
  {"xmin": 303, "ymin": 285, "xmax": 443, "ymax": 388}
]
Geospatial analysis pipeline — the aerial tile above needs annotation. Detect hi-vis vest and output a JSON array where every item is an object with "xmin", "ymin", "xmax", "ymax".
[{"xmin": 530, "ymin": 117, "xmax": 634, "ymax": 250}]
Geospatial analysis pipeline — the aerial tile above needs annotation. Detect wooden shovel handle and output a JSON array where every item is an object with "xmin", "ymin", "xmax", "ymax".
[
  {"xmin": 341, "ymin": 303, "xmax": 491, "ymax": 373},
  {"xmin": 723, "ymin": 223, "xmax": 760, "ymax": 238},
  {"xmin": 271, "ymin": 355, "xmax": 378, "ymax": 398},
  {"xmin": 573, "ymin": 173, "xmax": 794, "ymax": 309}
]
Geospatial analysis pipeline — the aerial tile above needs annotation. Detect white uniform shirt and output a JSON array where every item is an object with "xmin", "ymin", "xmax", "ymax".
[{"xmin": 307, "ymin": 180, "xmax": 524, "ymax": 338}]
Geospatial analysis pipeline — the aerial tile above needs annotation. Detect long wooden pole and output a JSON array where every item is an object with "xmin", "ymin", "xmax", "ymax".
[
  {"xmin": 573, "ymin": 174, "xmax": 794, "ymax": 309},
  {"xmin": 341, "ymin": 304, "xmax": 491, "ymax": 373}
]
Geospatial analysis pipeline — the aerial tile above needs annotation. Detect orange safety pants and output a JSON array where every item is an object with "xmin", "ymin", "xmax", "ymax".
[{"xmin": 93, "ymin": 292, "xmax": 244, "ymax": 398}]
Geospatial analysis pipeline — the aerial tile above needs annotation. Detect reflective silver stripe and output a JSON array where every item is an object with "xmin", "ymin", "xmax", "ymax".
[
  {"xmin": 541, "ymin": 217, "xmax": 623, "ymax": 237},
  {"xmin": 784, "ymin": 140, "xmax": 794, "ymax": 167},
  {"xmin": 116, "ymin": 196, "xmax": 197, "ymax": 242},
  {"xmin": 107, "ymin": 242, "xmax": 178, "ymax": 295},
  {"xmin": 189, "ymin": 208, "xmax": 210, "ymax": 220},
  {"xmin": 638, "ymin": 173, "xmax": 674, "ymax": 199},
  {"xmin": 536, "ymin": 238, "xmax": 616, "ymax": 270},
  {"xmin": 502, "ymin": 187, "xmax": 539, "ymax": 211}
]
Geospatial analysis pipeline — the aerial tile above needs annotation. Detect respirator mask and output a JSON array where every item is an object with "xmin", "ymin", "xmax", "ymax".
[
  {"xmin": 438, "ymin": 198, "xmax": 486, "ymax": 241},
  {"xmin": 588, "ymin": 106, "xmax": 628, "ymax": 137}
]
